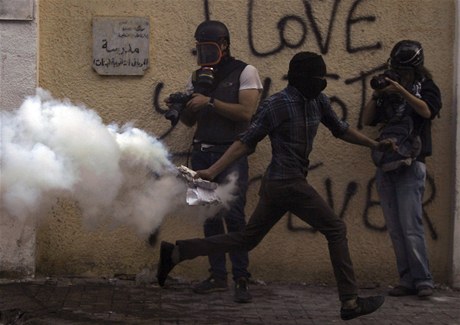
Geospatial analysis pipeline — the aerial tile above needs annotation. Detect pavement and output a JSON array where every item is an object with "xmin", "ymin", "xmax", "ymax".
[{"xmin": 0, "ymin": 275, "xmax": 459, "ymax": 325}]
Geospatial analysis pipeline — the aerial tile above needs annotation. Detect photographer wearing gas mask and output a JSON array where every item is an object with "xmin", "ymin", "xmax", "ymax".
[
  {"xmin": 363, "ymin": 40, "xmax": 442, "ymax": 298},
  {"xmin": 165, "ymin": 20, "xmax": 262, "ymax": 303}
]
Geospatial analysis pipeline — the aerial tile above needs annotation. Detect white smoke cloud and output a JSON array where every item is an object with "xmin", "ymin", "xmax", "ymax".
[{"xmin": 0, "ymin": 89, "xmax": 236, "ymax": 237}]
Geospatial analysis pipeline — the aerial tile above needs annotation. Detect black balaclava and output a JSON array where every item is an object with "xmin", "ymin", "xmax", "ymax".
[{"xmin": 287, "ymin": 52, "xmax": 327, "ymax": 99}]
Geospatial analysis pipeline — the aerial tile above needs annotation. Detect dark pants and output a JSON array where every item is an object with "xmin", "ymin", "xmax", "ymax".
[
  {"xmin": 191, "ymin": 147, "xmax": 250, "ymax": 281},
  {"xmin": 177, "ymin": 177, "xmax": 358, "ymax": 301}
]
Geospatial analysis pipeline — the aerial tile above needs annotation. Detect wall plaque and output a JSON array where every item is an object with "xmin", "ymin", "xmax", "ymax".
[
  {"xmin": 92, "ymin": 17, "xmax": 149, "ymax": 75},
  {"xmin": 0, "ymin": 0, "xmax": 34, "ymax": 20}
]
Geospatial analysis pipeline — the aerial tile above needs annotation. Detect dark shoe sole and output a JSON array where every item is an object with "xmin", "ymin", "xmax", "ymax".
[
  {"xmin": 193, "ymin": 287, "xmax": 229, "ymax": 294},
  {"xmin": 417, "ymin": 287, "xmax": 433, "ymax": 299},
  {"xmin": 234, "ymin": 296, "xmax": 253, "ymax": 303},
  {"xmin": 341, "ymin": 296, "xmax": 385, "ymax": 321},
  {"xmin": 389, "ymin": 286, "xmax": 417, "ymax": 297}
]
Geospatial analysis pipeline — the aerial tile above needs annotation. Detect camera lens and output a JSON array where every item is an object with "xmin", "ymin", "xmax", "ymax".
[{"xmin": 370, "ymin": 76, "xmax": 389, "ymax": 90}]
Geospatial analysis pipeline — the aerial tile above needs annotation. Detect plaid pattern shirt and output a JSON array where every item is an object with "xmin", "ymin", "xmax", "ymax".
[{"xmin": 239, "ymin": 85, "xmax": 349, "ymax": 180}]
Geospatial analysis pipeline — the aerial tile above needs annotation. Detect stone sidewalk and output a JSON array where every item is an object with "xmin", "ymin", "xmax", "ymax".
[{"xmin": 0, "ymin": 276, "xmax": 459, "ymax": 324}]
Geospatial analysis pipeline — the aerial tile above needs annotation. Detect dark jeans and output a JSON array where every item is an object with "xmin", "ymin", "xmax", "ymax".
[
  {"xmin": 178, "ymin": 177, "xmax": 358, "ymax": 301},
  {"xmin": 191, "ymin": 147, "xmax": 250, "ymax": 281}
]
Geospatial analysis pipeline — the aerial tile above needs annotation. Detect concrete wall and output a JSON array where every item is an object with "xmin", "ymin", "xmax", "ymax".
[
  {"xmin": 0, "ymin": 0, "xmax": 37, "ymax": 277},
  {"xmin": 2, "ymin": 0, "xmax": 456, "ymax": 285}
]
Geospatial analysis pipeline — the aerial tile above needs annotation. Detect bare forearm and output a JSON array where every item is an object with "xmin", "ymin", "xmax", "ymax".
[
  {"xmin": 399, "ymin": 88, "xmax": 431, "ymax": 118},
  {"xmin": 212, "ymin": 99, "xmax": 253, "ymax": 121},
  {"xmin": 340, "ymin": 128, "xmax": 378, "ymax": 149},
  {"xmin": 207, "ymin": 140, "xmax": 250, "ymax": 178},
  {"xmin": 213, "ymin": 89, "xmax": 260, "ymax": 122},
  {"xmin": 384, "ymin": 78, "xmax": 431, "ymax": 119}
]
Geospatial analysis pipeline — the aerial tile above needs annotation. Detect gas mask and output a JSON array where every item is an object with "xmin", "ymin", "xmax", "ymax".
[
  {"xmin": 196, "ymin": 41, "xmax": 223, "ymax": 66},
  {"xmin": 193, "ymin": 66, "xmax": 215, "ymax": 93}
]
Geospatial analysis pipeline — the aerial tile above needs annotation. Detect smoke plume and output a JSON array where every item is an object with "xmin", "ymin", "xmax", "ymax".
[{"xmin": 0, "ymin": 89, "xmax": 236, "ymax": 237}]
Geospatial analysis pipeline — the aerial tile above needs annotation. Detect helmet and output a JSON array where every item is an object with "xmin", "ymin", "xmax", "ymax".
[
  {"xmin": 389, "ymin": 40, "xmax": 424, "ymax": 69},
  {"xmin": 194, "ymin": 20, "xmax": 230, "ymax": 43}
]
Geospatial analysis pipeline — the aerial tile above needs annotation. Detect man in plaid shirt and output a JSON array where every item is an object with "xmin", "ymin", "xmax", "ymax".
[{"xmin": 157, "ymin": 52, "xmax": 392, "ymax": 321}]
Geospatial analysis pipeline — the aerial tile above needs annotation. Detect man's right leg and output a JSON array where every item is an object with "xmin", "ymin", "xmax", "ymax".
[
  {"xmin": 177, "ymin": 195, "xmax": 284, "ymax": 261},
  {"xmin": 157, "ymin": 179, "xmax": 286, "ymax": 286}
]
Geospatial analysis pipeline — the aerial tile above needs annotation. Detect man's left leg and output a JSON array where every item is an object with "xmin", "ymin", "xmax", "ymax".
[{"xmin": 287, "ymin": 179, "xmax": 385, "ymax": 320}]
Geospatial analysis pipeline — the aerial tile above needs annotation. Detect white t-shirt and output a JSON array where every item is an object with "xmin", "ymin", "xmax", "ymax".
[{"xmin": 240, "ymin": 65, "xmax": 263, "ymax": 90}]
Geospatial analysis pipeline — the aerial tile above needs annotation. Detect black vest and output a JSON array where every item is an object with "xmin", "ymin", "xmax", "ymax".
[{"xmin": 193, "ymin": 59, "xmax": 248, "ymax": 144}]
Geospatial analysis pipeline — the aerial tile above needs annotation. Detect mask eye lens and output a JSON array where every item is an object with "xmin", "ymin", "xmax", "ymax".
[{"xmin": 196, "ymin": 42, "xmax": 222, "ymax": 66}]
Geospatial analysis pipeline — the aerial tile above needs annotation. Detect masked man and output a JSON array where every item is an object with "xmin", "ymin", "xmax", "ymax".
[
  {"xmin": 158, "ymin": 52, "xmax": 392, "ymax": 320},
  {"xmin": 169, "ymin": 20, "xmax": 263, "ymax": 303}
]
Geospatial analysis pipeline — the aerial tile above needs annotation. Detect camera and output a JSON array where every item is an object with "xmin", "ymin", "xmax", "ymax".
[
  {"xmin": 164, "ymin": 67, "xmax": 215, "ymax": 126},
  {"xmin": 164, "ymin": 92, "xmax": 192, "ymax": 126},
  {"xmin": 370, "ymin": 70, "xmax": 401, "ymax": 90}
]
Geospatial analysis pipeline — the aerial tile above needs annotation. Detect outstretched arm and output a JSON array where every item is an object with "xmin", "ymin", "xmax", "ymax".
[
  {"xmin": 339, "ymin": 127, "xmax": 396, "ymax": 151},
  {"xmin": 195, "ymin": 140, "xmax": 251, "ymax": 180}
]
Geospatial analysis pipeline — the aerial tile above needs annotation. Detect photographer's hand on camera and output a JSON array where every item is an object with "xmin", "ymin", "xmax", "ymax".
[
  {"xmin": 364, "ymin": 75, "xmax": 431, "ymax": 126},
  {"xmin": 163, "ymin": 96, "xmax": 172, "ymax": 108},
  {"xmin": 381, "ymin": 78, "xmax": 431, "ymax": 119},
  {"xmin": 364, "ymin": 77, "xmax": 408, "ymax": 125},
  {"xmin": 186, "ymin": 93, "xmax": 212, "ymax": 112},
  {"xmin": 381, "ymin": 77, "xmax": 405, "ymax": 95}
]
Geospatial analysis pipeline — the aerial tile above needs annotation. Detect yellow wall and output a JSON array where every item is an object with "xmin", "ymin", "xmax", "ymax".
[{"xmin": 37, "ymin": 0, "xmax": 456, "ymax": 285}]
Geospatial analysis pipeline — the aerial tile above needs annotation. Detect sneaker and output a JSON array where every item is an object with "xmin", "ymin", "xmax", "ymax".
[
  {"xmin": 340, "ymin": 296, "xmax": 385, "ymax": 321},
  {"xmin": 156, "ymin": 241, "xmax": 176, "ymax": 287},
  {"xmin": 192, "ymin": 276, "xmax": 228, "ymax": 294},
  {"xmin": 417, "ymin": 286, "xmax": 433, "ymax": 298},
  {"xmin": 389, "ymin": 285, "xmax": 417, "ymax": 296},
  {"xmin": 234, "ymin": 277, "xmax": 252, "ymax": 303}
]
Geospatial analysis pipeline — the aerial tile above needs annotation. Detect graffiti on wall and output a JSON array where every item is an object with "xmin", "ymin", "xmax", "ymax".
[
  {"xmin": 247, "ymin": 0, "xmax": 381, "ymax": 56},
  {"xmin": 150, "ymin": 0, "xmax": 439, "ymax": 239}
]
